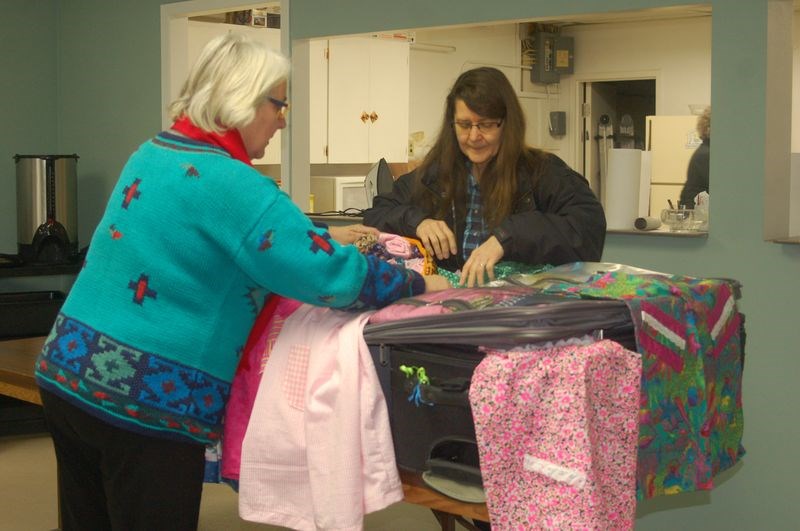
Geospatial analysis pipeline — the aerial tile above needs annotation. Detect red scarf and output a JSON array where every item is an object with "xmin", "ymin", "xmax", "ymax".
[{"xmin": 171, "ymin": 116, "xmax": 252, "ymax": 166}]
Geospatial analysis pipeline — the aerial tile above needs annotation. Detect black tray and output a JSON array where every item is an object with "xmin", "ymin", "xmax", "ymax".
[{"xmin": 0, "ymin": 291, "xmax": 65, "ymax": 339}]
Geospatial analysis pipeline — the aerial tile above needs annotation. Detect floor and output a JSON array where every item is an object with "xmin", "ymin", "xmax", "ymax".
[{"xmin": 0, "ymin": 432, "xmax": 449, "ymax": 531}]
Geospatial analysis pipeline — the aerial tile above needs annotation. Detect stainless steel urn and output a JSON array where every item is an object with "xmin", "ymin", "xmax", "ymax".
[{"xmin": 15, "ymin": 154, "xmax": 79, "ymax": 263}]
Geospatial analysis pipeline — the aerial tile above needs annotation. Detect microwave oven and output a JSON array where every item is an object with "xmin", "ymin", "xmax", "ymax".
[{"xmin": 310, "ymin": 175, "xmax": 369, "ymax": 213}]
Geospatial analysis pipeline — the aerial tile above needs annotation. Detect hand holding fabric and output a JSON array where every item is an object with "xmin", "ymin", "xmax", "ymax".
[
  {"xmin": 459, "ymin": 236, "xmax": 504, "ymax": 287},
  {"xmin": 328, "ymin": 224, "xmax": 380, "ymax": 246},
  {"xmin": 415, "ymin": 219, "xmax": 457, "ymax": 261}
]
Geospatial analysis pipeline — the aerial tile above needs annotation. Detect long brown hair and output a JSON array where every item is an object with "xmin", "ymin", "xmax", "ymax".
[{"xmin": 412, "ymin": 67, "xmax": 542, "ymax": 229}]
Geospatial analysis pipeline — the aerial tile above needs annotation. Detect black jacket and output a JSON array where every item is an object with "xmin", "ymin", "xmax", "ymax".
[{"xmin": 362, "ymin": 153, "xmax": 606, "ymax": 270}]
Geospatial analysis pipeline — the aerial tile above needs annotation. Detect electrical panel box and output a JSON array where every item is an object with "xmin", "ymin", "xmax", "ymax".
[
  {"xmin": 549, "ymin": 111, "xmax": 567, "ymax": 136},
  {"xmin": 531, "ymin": 33, "xmax": 575, "ymax": 84}
]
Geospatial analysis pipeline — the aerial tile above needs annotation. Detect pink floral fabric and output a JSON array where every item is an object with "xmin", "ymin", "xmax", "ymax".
[{"xmin": 470, "ymin": 340, "xmax": 641, "ymax": 530}]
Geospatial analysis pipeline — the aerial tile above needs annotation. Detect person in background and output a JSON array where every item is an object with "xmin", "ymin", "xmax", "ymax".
[
  {"xmin": 680, "ymin": 106, "xmax": 711, "ymax": 209},
  {"xmin": 363, "ymin": 67, "xmax": 606, "ymax": 288},
  {"xmin": 35, "ymin": 33, "xmax": 449, "ymax": 531}
]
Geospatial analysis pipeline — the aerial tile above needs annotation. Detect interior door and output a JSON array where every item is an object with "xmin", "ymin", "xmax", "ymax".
[{"xmin": 581, "ymin": 81, "xmax": 617, "ymax": 200}]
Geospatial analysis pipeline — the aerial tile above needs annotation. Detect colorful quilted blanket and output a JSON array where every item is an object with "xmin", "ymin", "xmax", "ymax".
[{"xmin": 533, "ymin": 269, "xmax": 746, "ymax": 500}]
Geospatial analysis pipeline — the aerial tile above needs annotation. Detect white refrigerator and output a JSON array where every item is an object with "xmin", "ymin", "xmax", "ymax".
[{"xmin": 645, "ymin": 115, "xmax": 702, "ymax": 215}]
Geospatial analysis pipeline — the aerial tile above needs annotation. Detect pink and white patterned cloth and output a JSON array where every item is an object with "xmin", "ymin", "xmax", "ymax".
[
  {"xmin": 238, "ymin": 305, "xmax": 402, "ymax": 530},
  {"xmin": 221, "ymin": 296, "xmax": 302, "ymax": 482},
  {"xmin": 469, "ymin": 339, "xmax": 641, "ymax": 530}
]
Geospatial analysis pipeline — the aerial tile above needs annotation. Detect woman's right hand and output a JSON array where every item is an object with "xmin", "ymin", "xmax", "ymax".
[
  {"xmin": 416, "ymin": 219, "xmax": 457, "ymax": 260},
  {"xmin": 423, "ymin": 274, "xmax": 452, "ymax": 293},
  {"xmin": 328, "ymin": 223, "xmax": 378, "ymax": 245}
]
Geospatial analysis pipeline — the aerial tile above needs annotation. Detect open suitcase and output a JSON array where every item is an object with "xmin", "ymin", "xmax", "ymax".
[
  {"xmin": 366, "ymin": 294, "xmax": 636, "ymax": 479},
  {"xmin": 364, "ymin": 263, "xmax": 746, "ymax": 504}
]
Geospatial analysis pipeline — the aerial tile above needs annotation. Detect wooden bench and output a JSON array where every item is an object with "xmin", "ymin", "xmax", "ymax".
[{"xmin": 0, "ymin": 336, "xmax": 487, "ymax": 530}]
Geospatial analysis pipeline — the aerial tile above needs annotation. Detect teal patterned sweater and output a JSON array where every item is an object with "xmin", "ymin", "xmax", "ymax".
[{"xmin": 35, "ymin": 131, "xmax": 424, "ymax": 446}]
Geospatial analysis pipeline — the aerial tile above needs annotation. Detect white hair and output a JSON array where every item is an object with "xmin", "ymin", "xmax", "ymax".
[{"xmin": 168, "ymin": 32, "xmax": 290, "ymax": 133}]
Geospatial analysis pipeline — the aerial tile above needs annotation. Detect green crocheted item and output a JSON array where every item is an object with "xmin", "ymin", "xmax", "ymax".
[{"xmin": 438, "ymin": 261, "xmax": 552, "ymax": 287}]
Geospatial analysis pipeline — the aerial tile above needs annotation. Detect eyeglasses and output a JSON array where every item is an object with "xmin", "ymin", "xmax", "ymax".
[
  {"xmin": 453, "ymin": 120, "xmax": 503, "ymax": 134},
  {"xmin": 267, "ymin": 96, "xmax": 290, "ymax": 119}
]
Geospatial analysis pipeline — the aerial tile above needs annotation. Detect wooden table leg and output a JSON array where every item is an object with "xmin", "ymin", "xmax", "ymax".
[
  {"xmin": 453, "ymin": 515, "xmax": 485, "ymax": 531},
  {"xmin": 431, "ymin": 509, "xmax": 456, "ymax": 531},
  {"xmin": 430, "ymin": 510, "xmax": 486, "ymax": 531}
]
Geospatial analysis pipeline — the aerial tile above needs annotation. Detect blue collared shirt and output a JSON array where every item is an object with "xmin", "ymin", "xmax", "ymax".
[{"xmin": 462, "ymin": 170, "xmax": 488, "ymax": 261}]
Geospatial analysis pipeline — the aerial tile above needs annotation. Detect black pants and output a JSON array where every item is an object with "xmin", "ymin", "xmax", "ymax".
[{"xmin": 39, "ymin": 388, "xmax": 206, "ymax": 531}]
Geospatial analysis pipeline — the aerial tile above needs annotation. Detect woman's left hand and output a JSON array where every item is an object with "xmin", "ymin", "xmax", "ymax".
[
  {"xmin": 328, "ymin": 224, "xmax": 379, "ymax": 245},
  {"xmin": 459, "ymin": 236, "xmax": 505, "ymax": 287}
]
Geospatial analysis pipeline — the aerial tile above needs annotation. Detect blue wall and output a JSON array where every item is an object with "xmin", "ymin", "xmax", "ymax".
[
  {"xmin": 56, "ymin": 0, "xmax": 171, "ymax": 250},
  {"xmin": 1, "ymin": 0, "xmax": 797, "ymax": 528},
  {"xmin": 0, "ymin": 1, "xmax": 59, "ymax": 253}
]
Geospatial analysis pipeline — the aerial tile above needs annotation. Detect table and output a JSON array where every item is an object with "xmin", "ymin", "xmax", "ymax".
[
  {"xmin": 0, "ymin": 336, "xmax": 487, "ymax": 530},
  {"xmin": 400, "ymin": 469, "xmax": 488, "ymax": 529},
  {"xmin": 0, "ymin": 336, "xmax": 44, "ymax": 406}
]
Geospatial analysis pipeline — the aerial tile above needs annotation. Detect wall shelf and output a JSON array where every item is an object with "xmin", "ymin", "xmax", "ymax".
[{"xmin": 608, "ymin": 229, "xmax": 708, "ymax": 238}]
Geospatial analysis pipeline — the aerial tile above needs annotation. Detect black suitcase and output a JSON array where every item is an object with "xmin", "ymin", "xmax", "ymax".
[
  {"xmin": 366, "ymin": 295, "xmax": 637, "ymax": 477},
  {"xmin": 371, "ymin": 342, "xmax": 483, "ymax": 475}
]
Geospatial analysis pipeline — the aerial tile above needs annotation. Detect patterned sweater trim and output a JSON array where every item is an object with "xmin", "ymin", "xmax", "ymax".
[{"xmin": 35, "ymin": 313, "xmax": 227, "ymax": 445}]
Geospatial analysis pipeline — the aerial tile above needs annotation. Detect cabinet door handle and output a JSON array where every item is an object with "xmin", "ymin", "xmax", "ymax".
[
  {"xmin": 369, "ymin": 111, "xmax": 379, "ymax": 123},
  {"xmin": 360, "ymin": 111, "xmax": 369, "ymax": 123}
]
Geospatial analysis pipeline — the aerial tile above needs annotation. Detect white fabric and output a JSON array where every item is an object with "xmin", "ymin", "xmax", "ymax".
[
  {"xmin": 523, "ymin": 454, "xmax": 587, "ymax": 489},
  {"xmin": 238, "ymin": 305, "xmax": 402, "ymax": 530}
]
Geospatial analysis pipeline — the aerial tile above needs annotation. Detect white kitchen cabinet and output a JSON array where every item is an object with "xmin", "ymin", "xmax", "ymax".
[
  {"xmin": 309, "ymin": 39, "xmax": 329, "ymax": 164},
  {"xmin": 322, "ymin": 36, "xmax": 410, "ymax": 164},
  {"xmin": 186, "ymin": 21, "xmax": 282, "ymax": 166}
]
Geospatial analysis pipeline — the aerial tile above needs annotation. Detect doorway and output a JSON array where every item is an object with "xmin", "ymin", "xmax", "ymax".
[{"xmin": 580, "ymin": 79, "xmax": 655, "ymax": 201}]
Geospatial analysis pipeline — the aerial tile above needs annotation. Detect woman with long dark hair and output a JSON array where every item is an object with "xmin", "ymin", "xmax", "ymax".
[{"xmin": 364, "ymin": 67, "xmax": 606, "ymax": 287}]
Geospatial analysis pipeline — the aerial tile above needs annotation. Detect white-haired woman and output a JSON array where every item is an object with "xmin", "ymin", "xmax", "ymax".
[{"xmin": 35, "ymin": 33, "xmax": 448, "ymax": 530}]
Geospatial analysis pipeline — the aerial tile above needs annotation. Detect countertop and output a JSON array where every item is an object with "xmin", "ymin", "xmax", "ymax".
[
  {"xmin": 608, "ymin": 228, "xmax": 708, "ymax": 237},
  {"xmin": 306, "ymin": 213, "xmax": 365, "ymax": 225},
  {"xmin": 0, "ymin": 336, "xmax": 45, "ymax": 405},
  {"xmin": 0, "ymin": 261, "xmax": 82, "ymax": 278}
]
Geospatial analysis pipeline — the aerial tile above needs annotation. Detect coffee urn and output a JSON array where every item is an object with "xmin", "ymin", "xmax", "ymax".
[{"xmin": 15, "ymin": 154, "xmax": 79, "ymax": 264}]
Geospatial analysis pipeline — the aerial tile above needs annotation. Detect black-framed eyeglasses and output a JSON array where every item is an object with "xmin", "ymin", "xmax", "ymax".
[
  {"xmin": 453, "ymin": 120, "xmax": 503, "ymax": 134},
  {"xmin": 267, "ymin": 96, "xmax": 290, "ymax": 119}
]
